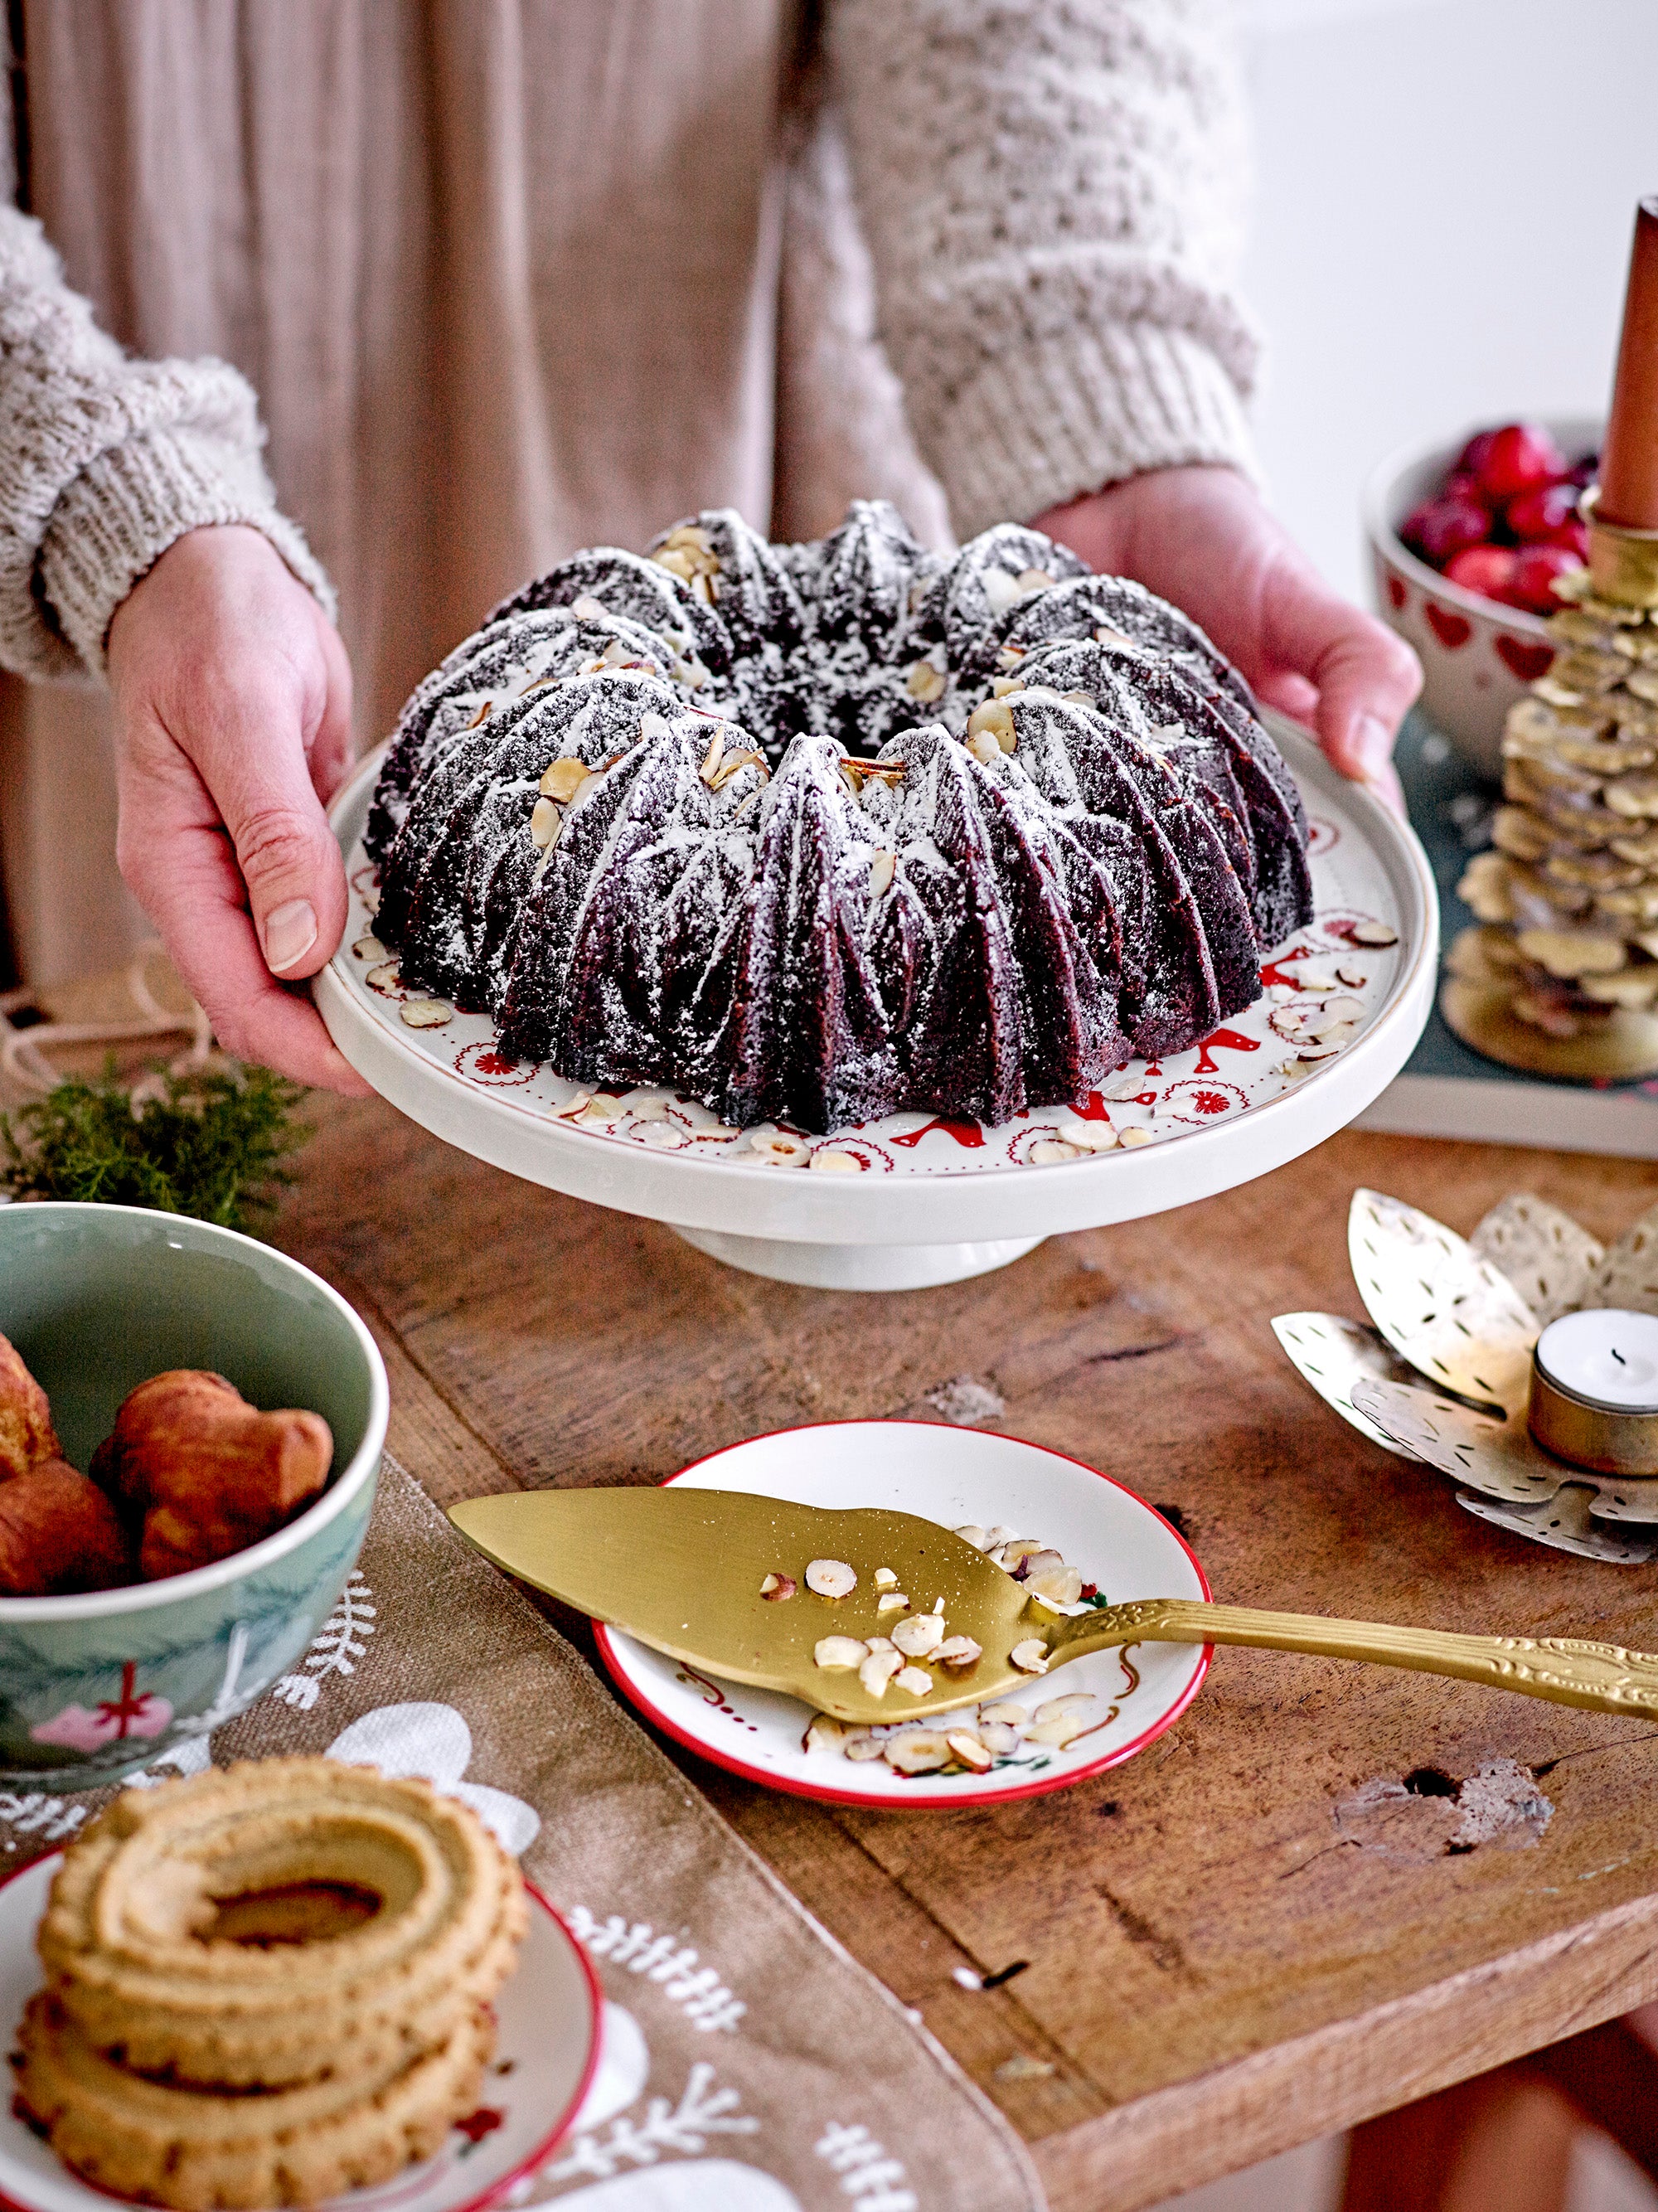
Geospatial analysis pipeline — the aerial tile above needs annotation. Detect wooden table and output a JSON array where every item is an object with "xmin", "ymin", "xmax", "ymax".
[{"xmin": 276, "ymin": 1099, "xmax": 1658, "ymax": 2210}]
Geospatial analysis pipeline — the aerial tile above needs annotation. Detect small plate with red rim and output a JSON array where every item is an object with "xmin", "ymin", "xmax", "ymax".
[
  {"xmin": 0, "ymin": 1853, "xmax": 600, "ymax": 2212},
  {"xmin": 595, "ymin": 1420, "xmax": 1211, "ymax": 1810}
]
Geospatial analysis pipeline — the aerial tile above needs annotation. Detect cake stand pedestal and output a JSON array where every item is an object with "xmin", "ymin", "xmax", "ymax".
[
  {"xmin": 672, "ymin": 1227, "xmax": 1045, "ymax": 1292},
  {"xmin": 318, "ymin": 721, "xmax": 1437, "ymax": 1290}
]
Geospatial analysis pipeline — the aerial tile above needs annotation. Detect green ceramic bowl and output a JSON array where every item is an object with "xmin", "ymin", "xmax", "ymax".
[{"xmin": 0, "ymin": 1204, "xmax": 387, "ymax": 1790}]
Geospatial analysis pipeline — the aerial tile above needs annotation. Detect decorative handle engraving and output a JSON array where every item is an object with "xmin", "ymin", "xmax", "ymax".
[{"xmin": 1052, "ymin": 1600, "xmax": 1658, "ymax": 1716}]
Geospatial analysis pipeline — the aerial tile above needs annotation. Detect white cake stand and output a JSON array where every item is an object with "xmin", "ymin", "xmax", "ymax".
[{"xmin": 316, "ymin": 720, "xmax": 1437, "ymax": 1290}]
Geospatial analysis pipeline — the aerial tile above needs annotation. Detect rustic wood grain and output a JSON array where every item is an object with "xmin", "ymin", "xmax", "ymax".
[{"xmin": 276, "ymin": 1098, "xmax": 1658, "ymax": 2209}]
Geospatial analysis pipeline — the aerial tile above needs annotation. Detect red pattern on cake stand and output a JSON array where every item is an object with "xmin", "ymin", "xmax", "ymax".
[{"xmin": 319, "ymin": 721, "xmax": 1436, "ymax": 1289}]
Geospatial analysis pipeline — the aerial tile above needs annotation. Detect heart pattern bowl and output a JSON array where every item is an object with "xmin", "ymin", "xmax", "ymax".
[
  {"xmin": 0, "ymin": 1205, "xmax": 388, "ymax": 1791},
  {"xmin": 1365, "ymin": 413, "xmax": 1599, "ymax": 778}
]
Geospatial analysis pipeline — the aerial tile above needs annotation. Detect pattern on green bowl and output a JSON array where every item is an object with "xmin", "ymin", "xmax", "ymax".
[{"xmin": 0, "ymin": 1205, "xmax": 387, "ymax": 1791}]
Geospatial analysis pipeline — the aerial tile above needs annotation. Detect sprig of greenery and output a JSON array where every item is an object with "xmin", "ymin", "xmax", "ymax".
[{"xmin": 0, "ymin": 1063, "xmax": 310, "ymax": 1233}]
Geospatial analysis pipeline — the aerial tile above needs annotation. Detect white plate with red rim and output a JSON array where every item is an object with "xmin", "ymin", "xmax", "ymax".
[
  {"xmin": 318, "ymin": 716, "xmax": 1436, "ymax": 1289},
  {"xmin": 593, "ymin": 1421, "xmax": 1212, "ymax": 1810},
  {"xmin": 0, "ymin": 1855, "xmax": 600, "ymax": 2212}
]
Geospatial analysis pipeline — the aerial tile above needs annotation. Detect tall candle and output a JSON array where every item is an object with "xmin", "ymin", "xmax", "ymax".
[{"xmin": 1597, "ymin": 199, "xmax": 1658, "ymax": 532}]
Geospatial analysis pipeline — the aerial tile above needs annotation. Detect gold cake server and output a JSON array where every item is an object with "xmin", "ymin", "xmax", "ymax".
[{"xmin": 448, "ymin": 1487, "xmax": 1658, "ymax": 1724}]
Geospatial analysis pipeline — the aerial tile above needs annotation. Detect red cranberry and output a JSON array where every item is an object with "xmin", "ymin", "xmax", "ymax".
[
  {"xmin": 1444, "ymin": 471, "xmax": 1490, "ymax": 509},
  {"xmin": 1475, "ymin": 423, "xmax": 1568, "ymax": 504},
  {"xmin": 1400, "ymin": 496, "xmax": 1490, "ymax": 568},
  {"xmin": 1456, "ymin": 429, "xmax": 1500, "ymax": 478},
  {"xmin": 1568, "ymin": 451, "xmax": 1600, "ymax": 490},
  {"xmin": 1445, "ymin": 546, "xmax": 1520, "ymax": 601},
  {"xmin": 1505, "ymin": 543, "xmax": 1585, "ymax": 614},
  {"xmin": 1505, "ymin": 482, "xmax": 1579, "ymax": 541}
]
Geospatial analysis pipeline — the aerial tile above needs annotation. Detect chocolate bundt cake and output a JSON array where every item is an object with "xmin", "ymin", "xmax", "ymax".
[{"xmin": 366, "ymin": 503, "xmax": 1313, "ymax": 1133}]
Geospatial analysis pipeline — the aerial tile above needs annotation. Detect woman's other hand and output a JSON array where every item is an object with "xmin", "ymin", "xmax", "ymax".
[
  {"xmin": 1031, "ymin": 466, "xmax": 1423, "ymax": 814},
  {"xmin": 107, "ymin": 525, "xmax": 371, "ymax": 1095}
]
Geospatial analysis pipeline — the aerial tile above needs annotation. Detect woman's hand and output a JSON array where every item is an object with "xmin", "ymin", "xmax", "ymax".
[
  {"xmin": 107, "ymin": 526, "xmax": 371, "ymax": 1096},
  {"xmin": 1030, "ymin": 466, "xmax": 1422, "ymax": 812}
]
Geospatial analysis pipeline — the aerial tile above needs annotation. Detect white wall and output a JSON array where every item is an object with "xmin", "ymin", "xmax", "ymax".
[{"xmin": 1240, "ymin": 0, "xmax": 1658, "ymax": 604}]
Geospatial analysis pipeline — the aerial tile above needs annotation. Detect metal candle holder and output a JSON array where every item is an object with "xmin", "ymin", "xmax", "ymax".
[
  {"xmin": 1275, "ymin": 1190, "xmax": 1658, "ymax": 1564},
  {"xmin": 1586, "ymin": 490, "xmax": 1658, "ymax": 611}
]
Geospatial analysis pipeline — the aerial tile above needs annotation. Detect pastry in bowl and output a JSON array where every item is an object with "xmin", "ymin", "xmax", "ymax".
[{"xmin": 0, "ymin": 1204, "xmax": 387, "ymax": 1792}]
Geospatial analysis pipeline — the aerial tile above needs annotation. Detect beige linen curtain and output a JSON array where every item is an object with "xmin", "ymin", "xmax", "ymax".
[{"xmin": 0, "ymin": 0, "xmax": 944, "ymax": 984}]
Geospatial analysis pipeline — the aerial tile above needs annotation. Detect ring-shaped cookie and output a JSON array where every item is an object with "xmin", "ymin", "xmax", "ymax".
[
  {"xmin": 17, "ymin": 1988, "xmax": 493, "ymax": 2210},
  {"xmin": 37, "ymin": 1759, "xmax": 525, "ymax": 2088}
]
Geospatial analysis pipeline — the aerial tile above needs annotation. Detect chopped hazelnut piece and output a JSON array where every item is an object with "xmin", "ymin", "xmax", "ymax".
[
  {"xmin": 884, "ymin": 1731, "xmax": 953, "ymax": 1774},
  {"xmin": 806, "ymin": 1557, "xmax": 857, "ymax": 1598},
  {"xmin": 540, "ymin": 757, "xmax": 592, "ymax": 803},
  {"xmin": 947, "ymin": 1730, "xmax": 994, "ymax": 1774},
  {"xmin": 891, "ymin": 1612, "xmax": 945, "ymax": 1659}
]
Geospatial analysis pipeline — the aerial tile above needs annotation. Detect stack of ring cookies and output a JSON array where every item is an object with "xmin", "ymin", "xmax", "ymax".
[{"xmin": 15, "ymin": 1757, "xmax": 528, "ymax": 2210}]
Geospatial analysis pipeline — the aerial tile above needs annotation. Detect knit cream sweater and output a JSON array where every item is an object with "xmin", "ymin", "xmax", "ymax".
[{"xmin": 0, "ymin": 0, "xmax": 1258, "ymax": 975}]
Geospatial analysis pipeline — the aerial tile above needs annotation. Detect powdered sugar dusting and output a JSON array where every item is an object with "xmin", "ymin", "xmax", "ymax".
[{"xmin": 367, "ymin": 504, "xmax": 1316, "ymax": 1133}]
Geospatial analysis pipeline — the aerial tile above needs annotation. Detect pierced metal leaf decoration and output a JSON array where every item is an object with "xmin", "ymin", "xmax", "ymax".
[
  {"xmin": 1571, "ymin": 1478, "xmax": 1658, "ymax": 1524},
  {"xmin": 1470, "ymin": 1195, "xmax": 1604, "ymax": 1329},
  {"xmin": 1277, "ymin": 1187, "xmax": 1658, "ymax": 1561},
  {"xmin": 1584, "ymin": 1202, "xmax": 1658, "ymax": 1316},
  {"xmin": 1272, "ymin": 1313, "xmax": 1427, "ymax": 1461},
  {"xmin": 1348, "ymin": 1377, "xmax": 1557, "ymax": 1502},
  {"xmin": 1457, "ymin": 1484, "xmax": 1656, "ymax": 1565},
  {"xmin": 1348, "ymin": 1189, "xmax": 1538, "ymax": 1414}
]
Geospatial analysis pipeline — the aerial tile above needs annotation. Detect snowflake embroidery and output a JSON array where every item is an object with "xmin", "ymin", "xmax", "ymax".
[
  {"xmin": 269, "ymin": 1574, "xmax": 377, "ymax": 1710},
  {"xmin": 0, "ymin": 1792, "xmax": 88, "ymax": 1847},
  {"xmin": 539, "ymin": 2061, "xmax": 758, "ymax": 2183},
  {"xmin": 566, "ymin": 1907, "xmax": 746, "ymax": 2032},
  {"xmin": 816, "ymin": 2121, "xmax": 919, "ymax": 2211}
]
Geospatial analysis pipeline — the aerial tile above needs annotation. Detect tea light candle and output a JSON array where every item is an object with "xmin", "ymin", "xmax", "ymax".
[
  {"xmin": 1530, "ymin": 1309, "xmax": 1658, "ymax": 1474},
  {"xmin": 1536, "ymin": 1309, "xmax": 1658, "ymax": 1409}
]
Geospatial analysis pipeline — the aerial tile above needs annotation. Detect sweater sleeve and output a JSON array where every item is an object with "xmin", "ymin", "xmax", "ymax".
[
  {"xmin": 0, "ymin": 206, "xmax": 335, "ymax": 682},
  {"xmin": 826, "ymin": 0, "xmax": 1263, "ymax": 540}
]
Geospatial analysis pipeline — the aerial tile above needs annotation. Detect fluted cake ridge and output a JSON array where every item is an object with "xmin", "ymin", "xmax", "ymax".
[{"xmin": 366, "ymin": 502, "xmax": 1312, "ymax": 1133}]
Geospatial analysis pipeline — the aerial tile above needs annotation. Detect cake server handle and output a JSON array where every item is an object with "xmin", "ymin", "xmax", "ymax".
[{"xmin": 1050, "ymin": 1598, "xmax": 1658, "ymax": 1717}]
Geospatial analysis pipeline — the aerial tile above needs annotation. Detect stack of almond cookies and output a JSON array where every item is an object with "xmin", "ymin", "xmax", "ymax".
[{"xmin": 17, "ymin": 1757, "xmax": 527, "ymax": 2211}]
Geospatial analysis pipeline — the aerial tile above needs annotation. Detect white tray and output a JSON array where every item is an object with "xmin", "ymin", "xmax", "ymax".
[{"xmin": 317, "ymin": 720, "xmax": 1437, "ymax": 1289}]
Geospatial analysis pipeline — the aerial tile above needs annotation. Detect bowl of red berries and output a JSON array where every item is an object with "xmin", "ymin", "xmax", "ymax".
[{"xmin": 1365, "ymin": 414, "xmax": 1598, "ymax": 777}]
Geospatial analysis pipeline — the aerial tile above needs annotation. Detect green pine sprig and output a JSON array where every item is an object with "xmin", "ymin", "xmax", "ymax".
[{"xmin": 0, "ymin": 1062, "xmax": 310, "ymax": 1234}]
